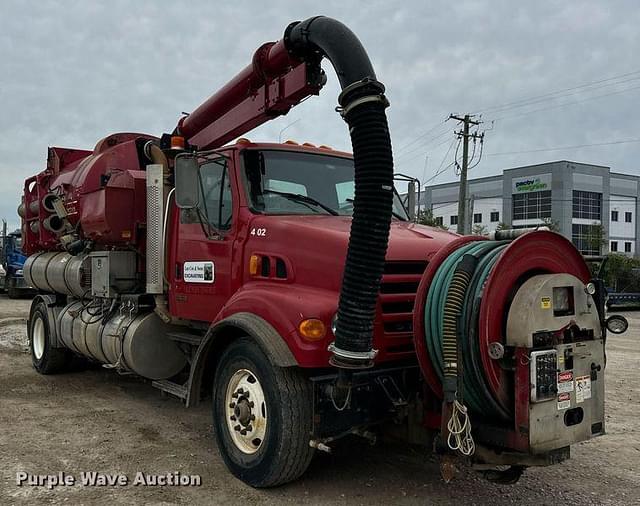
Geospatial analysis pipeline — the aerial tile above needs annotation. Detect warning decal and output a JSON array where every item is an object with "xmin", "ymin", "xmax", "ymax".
[
  {"xmin": 557, "ymin": 371, "xmax": 574, "ymax": 394},
  {"xmin": 557, "ymin": 393, "xmax": 571, "ymax": 410},
  {"xmin": 541, "ymin": 297, "xmax": 551, "ymax": 309},
  {"xmin": 576, "ymin": 375, "xmax": 592, "ymax": 403}
]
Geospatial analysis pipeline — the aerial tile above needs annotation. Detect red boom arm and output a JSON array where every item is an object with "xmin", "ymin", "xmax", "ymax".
[{"xmin": 176, "ymin": 40, "xmax": 325, "ymax": 150}]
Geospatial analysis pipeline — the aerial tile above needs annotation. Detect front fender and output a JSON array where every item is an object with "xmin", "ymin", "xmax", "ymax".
[
  {"xmin": 186, "ymin": 312, "xmax": 295, "ymax": 407},
  {"xmin": 218, "ymin": 282, "xmax": 338, "ymax": 367},
  {"xmin": 185, "ymin": 283, "xmax": 338, "ymax": 407}
]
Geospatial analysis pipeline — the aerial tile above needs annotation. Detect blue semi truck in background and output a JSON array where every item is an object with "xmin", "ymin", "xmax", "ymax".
[{"xmin": 1, "ymin": 221, "xmax": 31, "ymax": 298}]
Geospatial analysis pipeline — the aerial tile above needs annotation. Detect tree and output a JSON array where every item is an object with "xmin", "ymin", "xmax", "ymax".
[
  {"xmin": 417, "ymin": 209, "xmax": 446, "ymax": 229},
  {"xmin": 495, "ymin": 222, "xmax": 509, "ymax": 231},
  {"xmin": 585, "ymin": 222, "xmax": 606, "ymax": 254},
  {"xmin": 472, "ymin": 224, "xmax": 488, "ymax": 236},
  {"xmin": 601, "ymin": 253, "xmax": 640, "ymax": 292}
]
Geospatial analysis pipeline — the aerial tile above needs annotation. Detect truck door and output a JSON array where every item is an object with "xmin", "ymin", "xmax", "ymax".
[{"xmin": 170, "ymin": 156, "xmax": 236, "ymax": 322}]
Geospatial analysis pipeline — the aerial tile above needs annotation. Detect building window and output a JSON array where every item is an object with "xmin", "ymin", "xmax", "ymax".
[
  {"xmin": 450, "ymin": 215, "xmax": 458, "ymax": 225},
  {"xmin": 572, "ymin": 224, "xmax": 602, "ymax": 256},
  {"xmin": 473, "ymin": 213, "xmax": 482, "ymax": 224},
  {"xmin": 611, "ymin": 210, "xmax": 618, "ymax": 222},
  {"xmin": 490, "ymin": 211, "xmax": 500, "ymax": 222},
  {"xmin": 626, "ymin": 212, "xmax": 633, "ymax": 223},
  {"xmin": 572, "ymin": 190, "xmax": 602, "ymax": 220},
  {"xmin": 512, "ymin": 190, "xmax": 552, "ymax": 220},
  {"xmin": 625, "ymin": 242, "xmax": 632, "ymax": 253},
  {"xmin": 435, "ymin": 216, "xmax": 443, "ymax": 226},
  {"xmin": 611, "ymin": 241, "xmax": 618, "ymax": 252}
]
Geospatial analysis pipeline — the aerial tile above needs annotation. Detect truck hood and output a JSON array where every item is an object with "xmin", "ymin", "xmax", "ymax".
[{"xmin": 245, "ymin": 215, "xmax": 459, "ymax": 292}]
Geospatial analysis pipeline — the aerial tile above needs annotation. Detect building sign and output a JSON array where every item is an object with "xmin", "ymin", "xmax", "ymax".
[{"xmin": 512, "ymin": 173, "xmax": 551, "ymax": 193}]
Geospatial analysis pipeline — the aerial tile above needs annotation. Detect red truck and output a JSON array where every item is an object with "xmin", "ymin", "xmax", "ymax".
[{"xmin": 19, "ymin": 17, "xmax": 615, "ymax": 488}]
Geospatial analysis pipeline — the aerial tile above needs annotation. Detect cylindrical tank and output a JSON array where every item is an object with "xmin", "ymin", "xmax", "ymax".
[
  {"xmin": 56, "ymin": 301, "xmax": 187, "ymax": 380},
  {"xmin": 24, "ymin": 252, "xmax": 91, "ymax": 297},
  {"xmin": 24, "ymin": 252, "xmax": 58, "ymax": 292},
  {"xmin": 57, "ymin": 300, "xmax": 83, "ymax": 353}
]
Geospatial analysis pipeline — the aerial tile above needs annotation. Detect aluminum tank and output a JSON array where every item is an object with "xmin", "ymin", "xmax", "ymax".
[
  {"xmin": 24, "ymin": 252, "xmax": 91, "ymax": 298},
  {"xmin": 56, "ymin": 301, "xmax": 187, "ymax": 380}
]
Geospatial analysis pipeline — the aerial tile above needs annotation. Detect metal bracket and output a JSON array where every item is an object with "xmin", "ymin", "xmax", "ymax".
[{"xmin": 375, "ymin": 375, "xmax": 406, "ymax": 407}]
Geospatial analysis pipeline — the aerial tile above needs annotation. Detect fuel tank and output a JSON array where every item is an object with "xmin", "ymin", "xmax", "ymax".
[{"xmin": 57, "ymin": 301, "xmax": 187, "ymax": 380}]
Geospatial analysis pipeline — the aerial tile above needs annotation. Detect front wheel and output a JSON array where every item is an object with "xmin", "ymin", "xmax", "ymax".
[{"xmin": 212, "ymin": 337, "xmax": 314, "ymax": 488}]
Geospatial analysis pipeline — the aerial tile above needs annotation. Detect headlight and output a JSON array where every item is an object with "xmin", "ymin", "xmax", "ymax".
[{"xmin": 585, "ymin": 282, "xmax": 596, "ymax": 295}]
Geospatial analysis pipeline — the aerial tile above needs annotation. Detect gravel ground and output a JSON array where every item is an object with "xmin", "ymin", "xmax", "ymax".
[{"xmin": 0, "ymin": 294, "xmax": 638, "ymax": 505}]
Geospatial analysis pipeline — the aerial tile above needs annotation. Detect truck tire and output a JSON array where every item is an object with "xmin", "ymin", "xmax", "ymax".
[
  {"xmin": 29, "ymin": 300, "xmax": 71, "ymax": 374},
  {"xmin": 212, "ymin": 337, "xmax": 314, "ymax": 487}
]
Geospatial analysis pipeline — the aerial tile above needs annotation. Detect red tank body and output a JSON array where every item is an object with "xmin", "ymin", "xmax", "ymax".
[{"xmin": 23, "ymin": 133, "xmax": 157, "ymax": 254}]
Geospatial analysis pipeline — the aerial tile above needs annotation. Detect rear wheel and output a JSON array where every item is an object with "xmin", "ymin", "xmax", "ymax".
[
  {"xmin": 29, "ymin": 300, "xmax": 71, "ymax": 374},
  {"xmin": 212, "ymin": 337, "xmax": 314, "ymax": 487}
]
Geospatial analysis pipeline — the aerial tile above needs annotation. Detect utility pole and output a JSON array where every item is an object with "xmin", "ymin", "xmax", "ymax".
[
  {"xmin": 1, "ymin": 219, "xmax": 6, "ymax": 264},
  {"xmin": 449, "ymin": 114, "xmax": 483, "ymax": 235}
]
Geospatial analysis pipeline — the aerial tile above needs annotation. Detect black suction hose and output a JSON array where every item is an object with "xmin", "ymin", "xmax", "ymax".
[{"xmin": 286, "ymin": 17, "xmax": 394, "ymax": 368}]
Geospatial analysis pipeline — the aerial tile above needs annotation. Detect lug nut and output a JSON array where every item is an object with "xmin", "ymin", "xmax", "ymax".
[
  {"xmin": 232, "ymin": 392, "xmax": 239, "ymax": 398},
  {"xmin": 230, "ymin": 415, "xmax": 236, "ymax": 421},
  {"xmin": 240, "ymin": 429, "xmax": 247, "ymax": 435},
  {"xmin": 229, "ymin": 402, "xmax": 236, "ymax": 408},
  {"xmin": 250, "ymin": 414, "xmax": 256, "ymax": 421},
  {"xmin": 234, "ymin": 424, "xmax": 241, "ymax": 432},
  {"xmin": 246, "ymin": 425, "xmax": 253, "ymax": 432},
  {"xmin": 248, "ymin": 401, "xmax": 254, "ymax": 408}
]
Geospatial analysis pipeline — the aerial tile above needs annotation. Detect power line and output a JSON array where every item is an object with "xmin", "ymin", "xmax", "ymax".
[
  {"xmin": 399, "ymin": 70, "xmax": 640, "ymax": 162},
  {"xmin": 421, "ymin": 138, "xmax": 460, "ymax": 186},
  {"xmin": 488, "ymin": 83, "xmax": 640, "ymax": 122},
  {"xmin": 474, "ymin": 69, "xmax": 640, "ymax": 115},
  {"xmin": 395, "ymin": 128, "xmax": 452, "ymax": 161},
  {"xmin": 485, "ymin": 138, "xmax": 640, "ymax": 157},
  {"xmin": 395, "ymin": 118, "xmax": 450, "ymax": 154},
  {"xmin": 395, "ymin": 134, "xmax": 456, "ymax": 166}
]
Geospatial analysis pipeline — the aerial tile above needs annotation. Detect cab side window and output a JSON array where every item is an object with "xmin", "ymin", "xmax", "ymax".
[{"xmin": 198, "ymin": 159, "xmax": 233, "ymax": 231}]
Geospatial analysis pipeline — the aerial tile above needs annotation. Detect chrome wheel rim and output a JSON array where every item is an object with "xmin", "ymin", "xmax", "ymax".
[
  {"xmin": 32, "ymin": 316, "xmax": 45, "ymax": 360},
  {"xmin": 224, "ymin": 368, "xmax": 267, "ymax": 454}
]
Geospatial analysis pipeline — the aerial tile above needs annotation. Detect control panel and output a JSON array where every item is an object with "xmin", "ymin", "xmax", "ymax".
[{"xmin": 530, "ymin": 350, "xmax": 558, "ymax": 402}]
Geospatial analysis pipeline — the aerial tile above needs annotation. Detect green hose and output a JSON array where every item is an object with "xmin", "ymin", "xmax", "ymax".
[{"xmin": 424, "ymin": 240, "xmax": 510, "ymax": 420}]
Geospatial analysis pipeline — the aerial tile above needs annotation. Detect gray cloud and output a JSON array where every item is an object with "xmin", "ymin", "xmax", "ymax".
[{"xmin": 1, "ymin": 0, "xmax": 639, "ymax": 231}]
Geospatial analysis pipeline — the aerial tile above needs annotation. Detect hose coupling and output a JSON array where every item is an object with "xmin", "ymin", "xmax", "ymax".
[
  {"xmin": 336, "ymin": 79, "xmax": 389, "ymax": 119},
  {"xmin": 328, "ymin": 342, "xmax": 378, "ymax": 369}
]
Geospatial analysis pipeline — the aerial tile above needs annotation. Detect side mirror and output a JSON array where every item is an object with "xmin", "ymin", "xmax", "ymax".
[
  {"xmin": 605, "ymin": 314, "xmax": 628, "ymax": 334},
  {"xmin": 174, "ymin": 155, "xmax": 200, "ymax": 209}
]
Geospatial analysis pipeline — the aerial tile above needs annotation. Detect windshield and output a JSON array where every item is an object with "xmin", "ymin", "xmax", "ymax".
[{"xmin": 243, "ymin": 150, "xmax": 409, "ymax": 219}]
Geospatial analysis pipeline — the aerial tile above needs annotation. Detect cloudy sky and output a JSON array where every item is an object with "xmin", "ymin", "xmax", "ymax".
[{"xmin": 1, "ymin": 0, "xmax": 639, "ymax": 231}]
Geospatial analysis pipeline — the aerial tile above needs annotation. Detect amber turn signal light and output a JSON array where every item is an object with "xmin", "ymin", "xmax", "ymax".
[
  {"xmin": 298, "ymin": 319, "xmax": 326, "ymax": 341},
  {"xmin": 249, "ymin": 255, "xmax": 260, "ymax": 276}
]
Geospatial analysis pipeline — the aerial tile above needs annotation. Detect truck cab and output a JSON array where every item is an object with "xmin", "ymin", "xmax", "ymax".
[
  {"xmin": 167, "ymin": 141, "xmax": 453, "ymax": 367},
  {"xmin": 1, "ymin": 231, "xmax": 30, "ymax": 298}
]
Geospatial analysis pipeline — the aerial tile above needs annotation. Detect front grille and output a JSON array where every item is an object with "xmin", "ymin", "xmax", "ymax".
[{"xmin": 379, "ymin": 261, "xmax": 427, "ymax": 344}]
